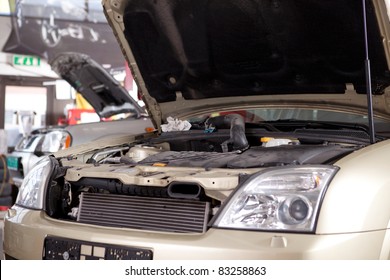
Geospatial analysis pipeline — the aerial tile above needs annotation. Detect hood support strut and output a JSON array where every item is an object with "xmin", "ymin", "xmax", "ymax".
[{"xmin": 362, "ymin": 0, "xmax": 376, "ymax": 144}]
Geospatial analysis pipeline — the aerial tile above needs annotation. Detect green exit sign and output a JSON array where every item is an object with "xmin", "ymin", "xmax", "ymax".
[{"xmin": 13, "ymin": 55, "xmax": 41, "ymax": 67}]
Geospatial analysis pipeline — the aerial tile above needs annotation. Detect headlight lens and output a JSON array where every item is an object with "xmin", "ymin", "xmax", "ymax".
[
  {"xmin": 213, "ymin": 166, "xmax": 338, "ymax": 232},
  {"xmin": 40, "ymin": 131, "xmax": 71, "ymax": 153},
  {"xmin": 16, "ymin": 156, "xmax": 53, "ymax": 209}
]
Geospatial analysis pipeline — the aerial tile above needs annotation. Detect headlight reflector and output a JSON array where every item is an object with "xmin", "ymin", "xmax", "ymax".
[
  {"xmin": 16, "ymin": 156, "xmax": 53, "ymax": 209},
  {"xmin": 213, "ymin": 166, "xmax": 338, "ymax": 232}
]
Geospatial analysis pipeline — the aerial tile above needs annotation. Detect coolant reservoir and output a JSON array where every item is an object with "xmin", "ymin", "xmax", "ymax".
[
  {"xmin": 261, "ymin": 137, "xmax": 299, "ymax": 147},
  {"xmin": 126, "ymin": 145, "xmax": 163, "ymax": 162}
]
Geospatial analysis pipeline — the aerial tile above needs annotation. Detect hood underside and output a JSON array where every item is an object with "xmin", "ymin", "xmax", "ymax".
[
  {"xmin": 50, "ymin": 52, "xmax": 144, "ymax": 119},
  {"xmin": 103, "ymin": 0, "xmax": 390, "ymax": 125}
]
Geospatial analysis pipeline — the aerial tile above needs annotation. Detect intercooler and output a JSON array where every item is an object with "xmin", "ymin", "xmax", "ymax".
[{"xmin": 77, "ymin": 192, "xmax": 210, "ymax": 233}]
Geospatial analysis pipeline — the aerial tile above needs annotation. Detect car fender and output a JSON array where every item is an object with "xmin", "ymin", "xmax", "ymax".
[{"xmin": 316, "ymin": 139, "xmax": 390, "ymax": 234}]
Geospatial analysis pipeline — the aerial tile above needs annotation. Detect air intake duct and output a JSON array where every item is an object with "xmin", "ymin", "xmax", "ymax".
[
  {"xmin": 206, "ymin": 113, "xmax": 249, "ymax": 152},
  {"xmin": 167, "ymin": 182, "xmax": 203, "ymax": 199}
]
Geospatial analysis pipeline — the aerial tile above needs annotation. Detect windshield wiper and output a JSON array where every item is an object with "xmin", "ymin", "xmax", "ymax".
[{"xmin": 264, "ymin": 119, "xmax": 377, "ymax": 138}]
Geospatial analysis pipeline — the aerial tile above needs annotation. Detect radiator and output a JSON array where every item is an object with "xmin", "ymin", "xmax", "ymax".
[{"xmin": 77, "ymin": 192, "xmax": 210, "ymax": 233}]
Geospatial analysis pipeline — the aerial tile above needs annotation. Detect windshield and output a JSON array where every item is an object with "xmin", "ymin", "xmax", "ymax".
[
  {"xmin": 190, "ymin": 108, "xmax": 390, "ymax": 136},
  {"xmin": 245, "ymin": 108, "xmax": 387, "ymax": 124}
]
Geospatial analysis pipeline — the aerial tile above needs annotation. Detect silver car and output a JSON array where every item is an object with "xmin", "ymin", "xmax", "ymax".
[
  {"xmin": 7, "ymin": 52, "xmax": 152, "ymax": 187},
  {"xmin": 3, "ymin": 0, "xmax": 390, "ymax": 260}
]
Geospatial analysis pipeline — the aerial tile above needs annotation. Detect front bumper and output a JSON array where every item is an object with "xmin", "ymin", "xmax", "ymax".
[{"xmin": 3, "ymin": 205, "xmax": 388, "ymax": 260}]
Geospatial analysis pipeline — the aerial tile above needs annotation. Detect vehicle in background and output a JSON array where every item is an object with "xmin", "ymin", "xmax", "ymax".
[{"xmin": 7, "ymin": 52, "xmax": 152, "ymax": 187}]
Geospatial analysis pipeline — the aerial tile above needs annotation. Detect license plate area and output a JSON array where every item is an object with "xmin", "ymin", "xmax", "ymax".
[{"xmin": 43, "ymin": 236, "xmax": 153, "ymax": 260}]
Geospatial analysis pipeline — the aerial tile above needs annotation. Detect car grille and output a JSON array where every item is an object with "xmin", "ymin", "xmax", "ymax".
[{"xmin": 77, "ymin": 192, "xmax": 210, "ymax": 233}]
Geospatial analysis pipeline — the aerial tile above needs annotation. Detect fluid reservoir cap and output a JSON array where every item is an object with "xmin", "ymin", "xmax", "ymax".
[{"xmin": 260, "ymin": 137, "xmax": 274, "ymax": 143}]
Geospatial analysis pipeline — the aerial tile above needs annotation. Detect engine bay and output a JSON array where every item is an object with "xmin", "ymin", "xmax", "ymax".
[{"xmin": 46, "ymin": 114, "xmax": 366, "ymax": 232}]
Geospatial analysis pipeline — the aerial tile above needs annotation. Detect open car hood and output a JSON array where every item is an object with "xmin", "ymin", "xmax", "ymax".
[
  {"xmin": 50, "ymin": 52, "xmax": 144, "ymax": 119},
  {"xmin": 102, "ymin": 0, "xmax": 390, "ymax": 128}
]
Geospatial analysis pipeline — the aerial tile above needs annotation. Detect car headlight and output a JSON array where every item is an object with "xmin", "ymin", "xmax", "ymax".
[
  {"xmin": 16, "ymin": 156, "xmax": 53, "ymax": 209},
  {"xmin": 213, "ymin": 166, "xmax": 338, "ymax": 232},
  {"xmin": 40, "ymin": 130, "xmax": 72, "ymax": 153}
]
